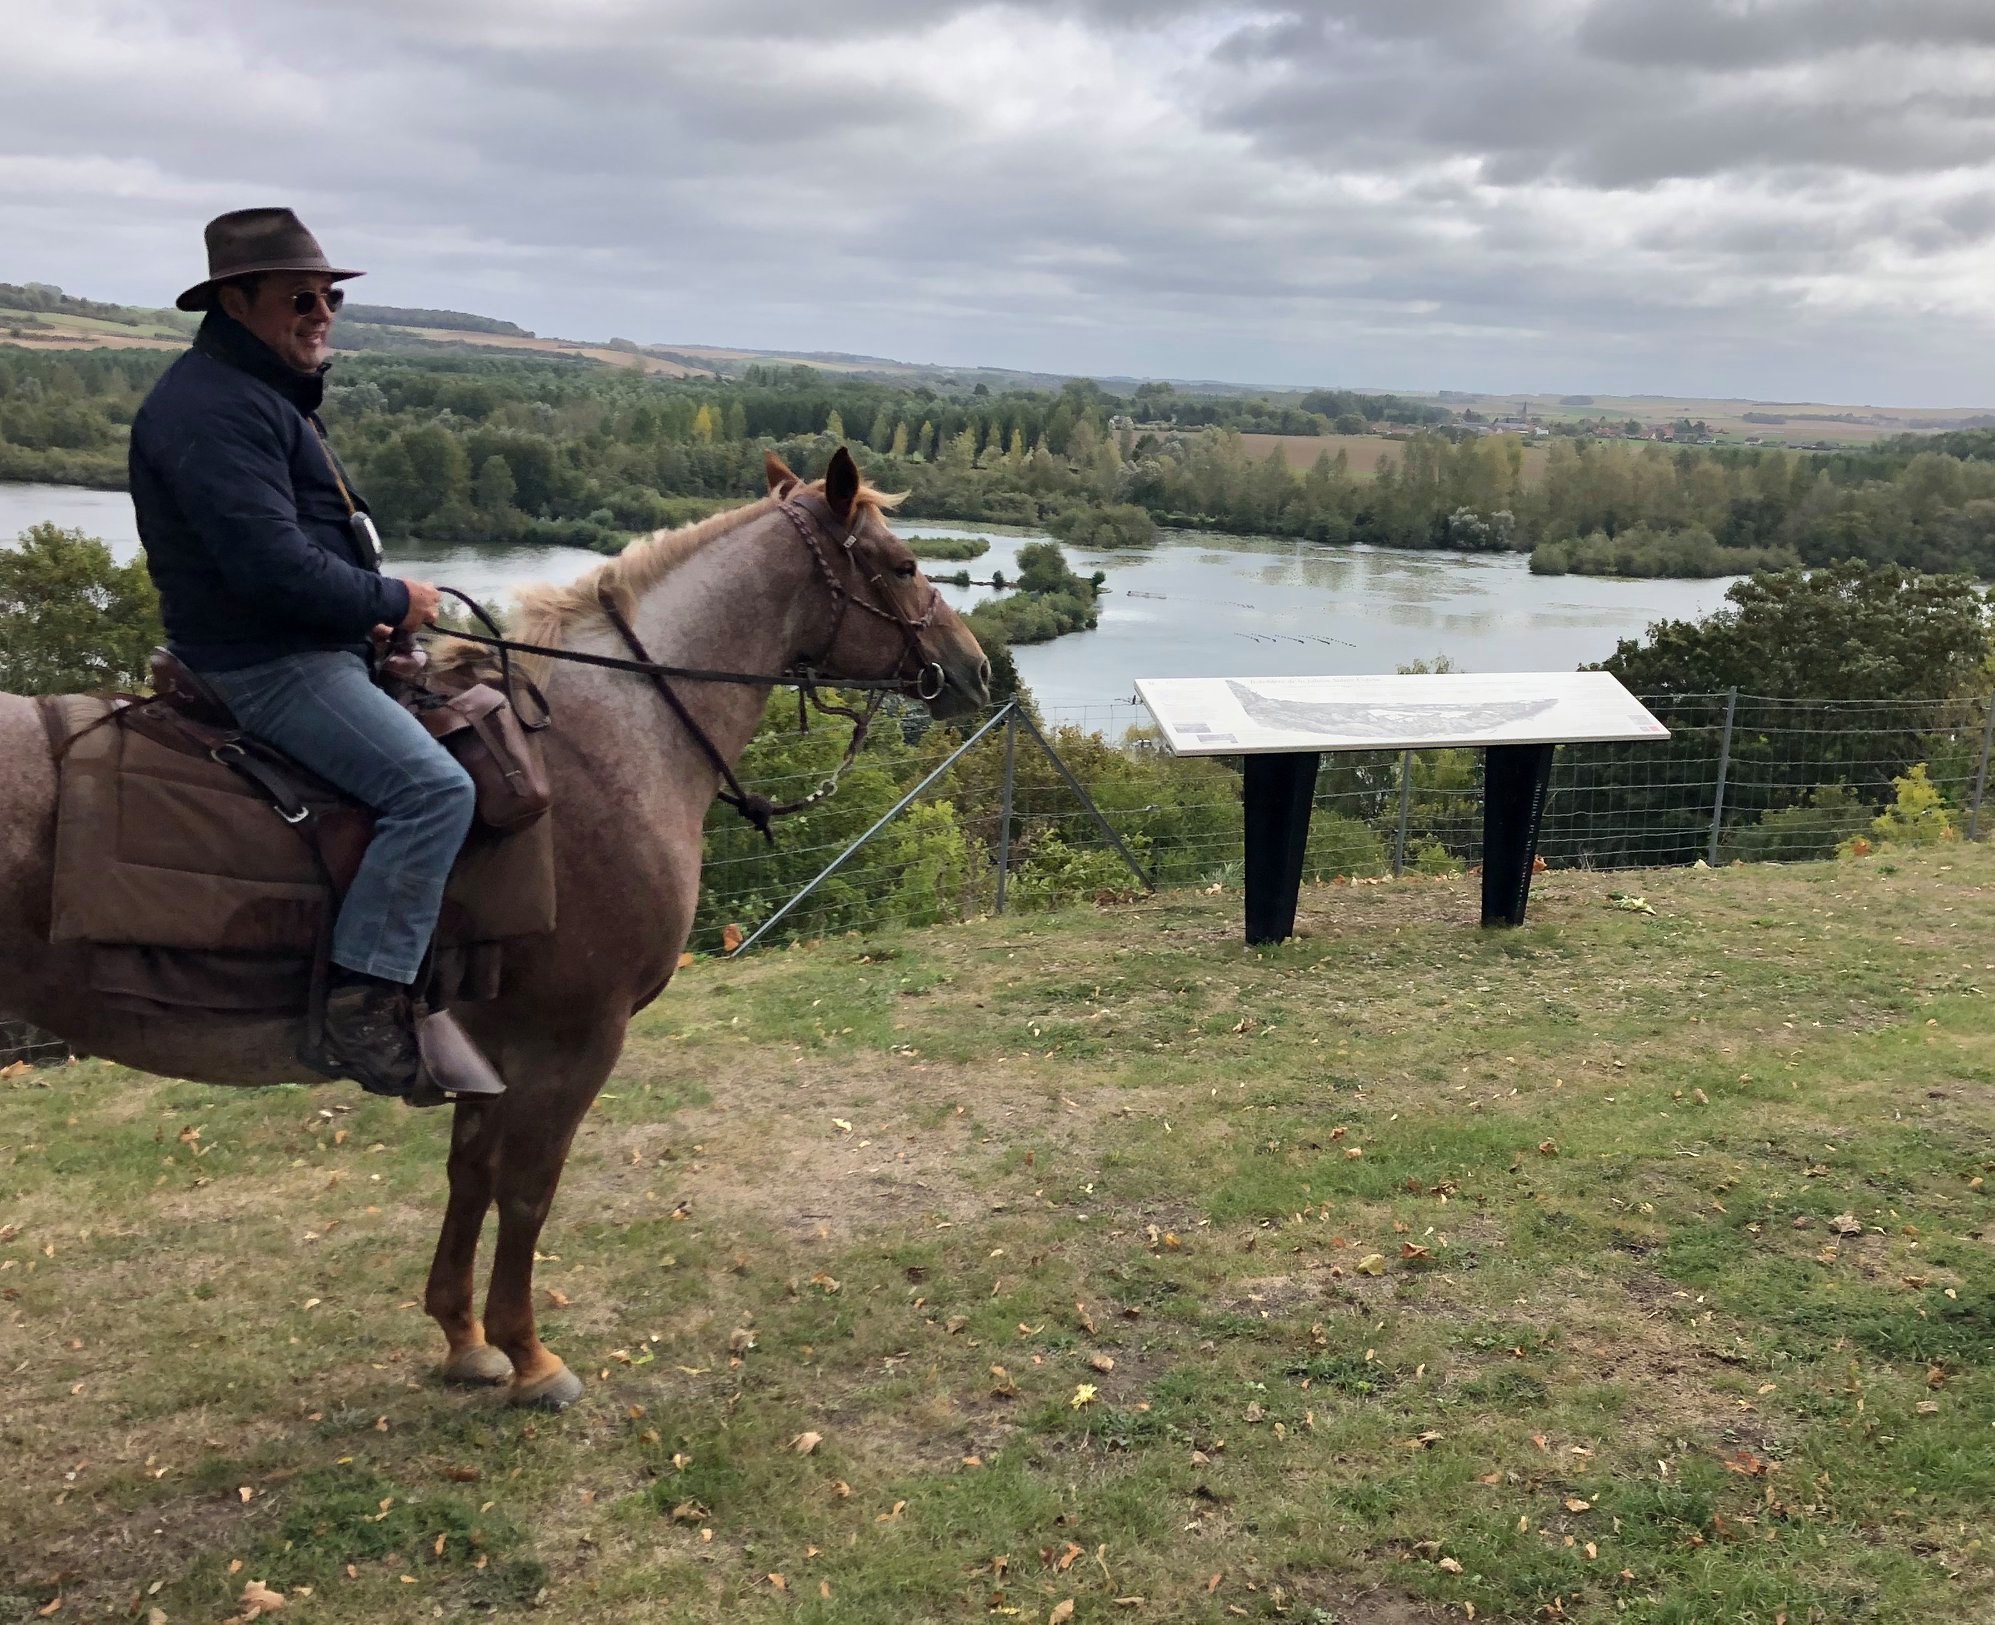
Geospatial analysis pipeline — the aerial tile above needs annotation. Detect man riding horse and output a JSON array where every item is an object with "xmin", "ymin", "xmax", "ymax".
[{"xmin": 129, "ymin": 208, "xmax": 493, "ymax": 1104}]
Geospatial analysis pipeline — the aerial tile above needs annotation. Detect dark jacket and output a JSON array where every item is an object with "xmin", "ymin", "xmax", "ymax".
[{"xmin": 129, "ymin": 310, "xmax": 410, "ymax": 672}]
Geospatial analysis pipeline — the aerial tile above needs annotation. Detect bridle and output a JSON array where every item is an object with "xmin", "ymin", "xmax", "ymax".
[
  {"xmin": 438, "ymin": 490, "xmax": 953, "ymax": 844},
  {"xmin": 777, "ymin": 489, "xmax": 948, "ymax": 705}
]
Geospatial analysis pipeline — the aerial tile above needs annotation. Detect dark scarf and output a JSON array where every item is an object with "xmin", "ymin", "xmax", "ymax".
[{"xmin": 194, "ymin": 308, "xmax": 329, "ymax": 415}]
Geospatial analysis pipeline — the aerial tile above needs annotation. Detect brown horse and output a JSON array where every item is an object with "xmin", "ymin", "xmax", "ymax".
[{"xmin": 0, "ymin": 448, "xmax": 990, "ymax": 1407}]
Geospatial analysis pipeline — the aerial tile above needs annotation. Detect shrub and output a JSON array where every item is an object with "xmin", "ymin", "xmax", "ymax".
[
  {"xmin": 1010, "ymin": 831, "xmax": 1147, "ymax": 910},
  {"xmin": 1303, "ymin": 810, "xmax": 1388, "ymax": 880},
  {"xmin": 1722, "ymin": 785, "xmax": 1866, "ymax": 863},
  {"xmin": 1048, "ymin": 503, "xmax": 1157, "ymax": 549},
  {"xmin": 1842, "ymin": 764, "xmax": 1956, "ymax": 854}
]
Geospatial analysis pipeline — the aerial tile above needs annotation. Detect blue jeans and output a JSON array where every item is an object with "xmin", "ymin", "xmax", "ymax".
[{"xmin": 205, "ymin": 651, "xmax": 476, "ymax": 985}]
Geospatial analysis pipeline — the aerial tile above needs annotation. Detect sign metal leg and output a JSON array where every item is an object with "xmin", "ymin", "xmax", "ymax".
[
  {"xmin": 1243, "ymin": 751, "xmax": 1319, "ymax": 946},
  {"xmin": 1481, "ymin": 743, "xmax": 1555, "ymax": 927}
]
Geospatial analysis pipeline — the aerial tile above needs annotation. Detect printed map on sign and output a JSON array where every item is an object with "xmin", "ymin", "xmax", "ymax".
[{"xmin": 1134, "ymin": 671, "xmax": 1670, "ymax": 757}]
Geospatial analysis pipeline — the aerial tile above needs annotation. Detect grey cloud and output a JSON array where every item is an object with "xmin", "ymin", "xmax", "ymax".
[
  {"xmin": 1577, "ymin": 0, "xmax": 1995, "ymax": 71},
  {"xmin": 3, "ymin": 0, "xmax": 1993, "ymax": 404}
]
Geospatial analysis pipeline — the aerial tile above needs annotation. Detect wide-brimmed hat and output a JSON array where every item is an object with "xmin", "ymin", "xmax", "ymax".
[{"xmin": 176, "ymin": 207, "xmax": 363, "ymax": 312}]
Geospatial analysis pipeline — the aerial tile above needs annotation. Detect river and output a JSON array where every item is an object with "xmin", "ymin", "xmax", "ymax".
[{"xmin": 2, "ymin": 483, "xmax": 1738, "ymax": 720}]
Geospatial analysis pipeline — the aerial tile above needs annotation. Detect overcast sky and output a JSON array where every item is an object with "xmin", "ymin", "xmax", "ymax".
[{"xmin": 6, "ymin": 0, "xmax": 1994, "ymax": 404}]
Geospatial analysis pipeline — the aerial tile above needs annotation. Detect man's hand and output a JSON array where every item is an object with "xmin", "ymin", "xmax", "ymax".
[{"xmin": 396, "ymin": 578, "xmax": 442, "ymax": 631}]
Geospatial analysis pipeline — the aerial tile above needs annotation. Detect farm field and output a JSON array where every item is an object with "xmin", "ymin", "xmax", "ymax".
[
  {"xmin": 1396, "ymin": 393, "xmax": 1995, "ymax": 448},
  {"xmin": 2, "ymin": 850, "xmax": 1992, "ymax": 1623},
  {"xmin": 379, "ymin": 327, "xmax": 710, "ymax": 377},
  {"xmin": 1239, "ymin": 431, "xmax": 1553, "ymax": 484}
]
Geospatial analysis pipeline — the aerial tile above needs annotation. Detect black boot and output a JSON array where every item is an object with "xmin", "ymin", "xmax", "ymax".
[{"xmin": 321, "ymin": 973, "xmax": 422, "ymax": 1100}]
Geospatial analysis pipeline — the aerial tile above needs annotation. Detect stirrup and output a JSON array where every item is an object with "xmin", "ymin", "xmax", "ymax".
[{"xmin": 413, "ymin": 1009, "xmax": 506, "ymax": 1102}]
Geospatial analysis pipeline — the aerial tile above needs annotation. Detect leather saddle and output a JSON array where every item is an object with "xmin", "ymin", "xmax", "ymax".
[
  {"xmin": 40, "ymin": 649, "xmax": 558, "ymax": 1024},
  {"xmin": 148, "ymin": 648, "xmax": 238, "ymax": 728}
]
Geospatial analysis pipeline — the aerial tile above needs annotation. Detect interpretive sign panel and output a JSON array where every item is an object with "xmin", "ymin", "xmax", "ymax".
[
  {"xmin": 1134, "ymin": 671, "xmax": 1668, "ymax": 757},
  {"xmin": 1134, "ymin": 672, "xmax": 1669, "ymax": 941}
]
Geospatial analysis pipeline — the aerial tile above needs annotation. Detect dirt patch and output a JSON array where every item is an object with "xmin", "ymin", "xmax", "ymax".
[{"xmin": 1275, "ymin": 1574, "xmax": 1453, "ymax": 1621}]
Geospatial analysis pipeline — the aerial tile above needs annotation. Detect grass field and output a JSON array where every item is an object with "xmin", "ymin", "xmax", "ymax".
[{"xmin": 3, "ymin": 850, "xmax": 1992, "ymax": 1623}]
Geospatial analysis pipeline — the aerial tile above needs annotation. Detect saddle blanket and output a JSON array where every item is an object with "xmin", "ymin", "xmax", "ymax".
[{"xmin": 40, "ymin": 694, "xmax": 555, "ymax": 1014}]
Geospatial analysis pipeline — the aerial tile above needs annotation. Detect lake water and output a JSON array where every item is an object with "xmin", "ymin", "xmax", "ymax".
[{"xmin": 2, "ymin": 482, "xmax": 1738, "ymax": 718}]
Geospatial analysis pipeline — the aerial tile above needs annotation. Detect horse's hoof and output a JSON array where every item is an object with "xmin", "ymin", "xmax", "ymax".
[
  {"xmin": 442, "ymin": 1344, "xmax": 514, "ymax": 1386},
  {"xmin": 510, "ymin": 1363, "xmax": 584, "ymax": 1410}
]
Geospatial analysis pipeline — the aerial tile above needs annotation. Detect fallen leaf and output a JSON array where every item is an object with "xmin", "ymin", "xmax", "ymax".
[
  {"xmin": 1355, "ymin": 1253, "xmax": 1387, "ymax": 1276},
  {"xmin": 721, "ymin": 923, "xmax": 744, "ymax": 953},
  {"xmin": 1829, "ymin": 1213, "xmax": 1863, "ymax": 1237},
  {"xmin": 1053, "ymin": 1543, "xmax": 1083, "ymax": 1573},
  {"xmin": 36, "ymin": 1600, "xmax": 60, "ymax": 1619},
  {"xmin": 445, "ymin": 1466, "xmax": 480, "ymax": 1483},
  {"xmin": 1050, "ymin": 1602, "xmax": 1075, "ymax": 1624},
  {"xmin": 766, "ymin": 1574, "xmax": 787, "ymax": 1593},
  {"xmin": 238, "ymin": 1581, "xmax": 284, "ymax": 1617},
  {"xmin": 1089, "ymin": 1353, "xmax": 1115, "ymax": 1374},
  {"xmin": 1072, "ymin": 1383, "xmax": 1098, "ymax": 1409},
  {"xmin": 545, "ymin": 1288, "xmax": 571, "ymax": 1309},
  {"xmin": 1207, "ymin": 1572, "xmax": 1224, "ymax": 1593},
  {"xmin": 1438, "ymin": 1557, "xmax": 1464, "ymax": 1574},
  {"xmin": 792, "ymin": 1431, "xmax": 823, "ymax": 1455},
  {"xmin": 1564, "ymin": 1498, "xmax": 1592, "ymax": 1513},
  {"xmin": 1721, "ymin": 1450, "xmax": 1768, "ymax": 1477},
  {"xmin": 676, "ymin": 951, "xmax": 695, "ymax": 969}
]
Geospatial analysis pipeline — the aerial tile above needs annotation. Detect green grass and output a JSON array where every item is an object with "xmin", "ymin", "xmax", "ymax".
[{"xmin": 3, "ymin": 849, "xmax": 1992, "ymax": 1623}]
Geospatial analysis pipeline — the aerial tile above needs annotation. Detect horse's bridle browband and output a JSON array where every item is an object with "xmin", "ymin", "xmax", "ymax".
[{"xmin": 439, "ymin": 493, "xmax": 950, "ymax": 844}]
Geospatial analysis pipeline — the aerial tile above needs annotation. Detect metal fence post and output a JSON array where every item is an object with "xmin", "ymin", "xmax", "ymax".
[
  {"xmin": 1970, "ymin": 692, "xmax": 1995, "ymax": 840},
  {"xmin": 1392, "ymin": 748, "xmax": 1413, "ymax": 877},
  {"xmin": 1015, "ymin": 708, "xmax": 1154, "ymax": 891},
  {"xmin": 994, "ymin": 707, "xmax": 1019, "ymax": 913},
  {"xmin": 1707, "ymin": 687, "xmax": 1738, "ymax": 865}
]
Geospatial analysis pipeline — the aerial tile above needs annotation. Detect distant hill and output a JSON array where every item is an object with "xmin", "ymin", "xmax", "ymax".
[
  {"xmin": 340, "ymin": 304, "xmax": 534, "ymax": 337},
  {"xmin": 0, "ymin": 282, "xmax": 192, "ymax": 340}
]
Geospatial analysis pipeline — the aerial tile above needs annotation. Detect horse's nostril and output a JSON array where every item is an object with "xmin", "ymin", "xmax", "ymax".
[{"xmin": 977, "ymin": 658, "xmax": 992, "ymax": 689}]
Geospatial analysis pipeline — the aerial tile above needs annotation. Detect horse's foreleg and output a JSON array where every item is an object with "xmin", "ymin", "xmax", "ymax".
[
  {"xmin": 425, "ymin": 1099, "xmax": 512, "ymax": 1385},
  {"xmin": 482, "ymin": 1024, "xmax": 624, "ymax": 1409}
]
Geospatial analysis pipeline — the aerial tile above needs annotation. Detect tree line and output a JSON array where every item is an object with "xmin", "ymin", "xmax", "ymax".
[{"xmin": 9, "ymin": 343, "xmax": 1995, "ymax": 577}]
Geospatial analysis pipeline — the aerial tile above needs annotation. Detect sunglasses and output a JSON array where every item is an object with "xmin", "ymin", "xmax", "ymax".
[{"xmin": 286, "ymin": 287, "xmax": 345, "ymax": 316}]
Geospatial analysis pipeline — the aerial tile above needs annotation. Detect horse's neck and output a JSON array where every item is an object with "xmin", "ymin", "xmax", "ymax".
[{"xmin": 558, "ymin": 522, "xmax": 813, "ymax": 813}]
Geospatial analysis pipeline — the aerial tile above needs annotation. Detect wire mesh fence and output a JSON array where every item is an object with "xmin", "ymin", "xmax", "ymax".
[
  {"xmin": 689, "ymin": 687, "xmax": 1995, "ymax": 955},
  {"xmin": 0, "ymin": 1019, "xmax": 67, "ymax": 1069}
]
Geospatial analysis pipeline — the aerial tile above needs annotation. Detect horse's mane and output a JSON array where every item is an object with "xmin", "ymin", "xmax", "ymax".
[{"xmin": 433, "ymin": 478, "xmax": 903, "ymax": 673}]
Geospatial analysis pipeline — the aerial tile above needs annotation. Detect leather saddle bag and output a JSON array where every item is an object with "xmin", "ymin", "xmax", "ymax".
[{"xmin": 412, "ymin": 680, "xmax": 552, "ymax": 834}]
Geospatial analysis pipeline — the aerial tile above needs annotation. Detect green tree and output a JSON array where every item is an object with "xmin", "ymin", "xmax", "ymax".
[
  {"xmin": 890, "ymin": 421, "xmax": 910, "ymax": 458},
  {"xmin": 1598, "ymin": 560, "xmax": 1988, "ymax": 701},
  {"xmin": 474, "ymin": 453, "xmax": 517, "ymax": 512},
  {"xmin": 826, "ymin": 408, "xmax": 846, "ymax": 441},
  {"xmin": 0, "ymin": 523, "xmax": 162, "ymax": 695}
]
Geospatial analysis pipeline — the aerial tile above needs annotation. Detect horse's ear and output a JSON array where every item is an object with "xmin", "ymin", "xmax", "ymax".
[
  {"xmin": 824, "ymin": 446, "xmax": 860, "ymax": 524},
  {"xmin": 764, "ymin": 450, "xmax": 800, "ymax": 497}
]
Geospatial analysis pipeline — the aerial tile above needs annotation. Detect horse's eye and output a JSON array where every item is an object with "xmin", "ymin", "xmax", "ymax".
[{"xmin": 895, "ymin": 561, "xmax": 918, "ymax": 579}]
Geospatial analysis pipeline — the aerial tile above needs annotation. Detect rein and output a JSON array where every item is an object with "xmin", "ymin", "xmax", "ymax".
[{"xmin": 435, "ymin": 496, "xmax": 942, "ymax": 844}]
